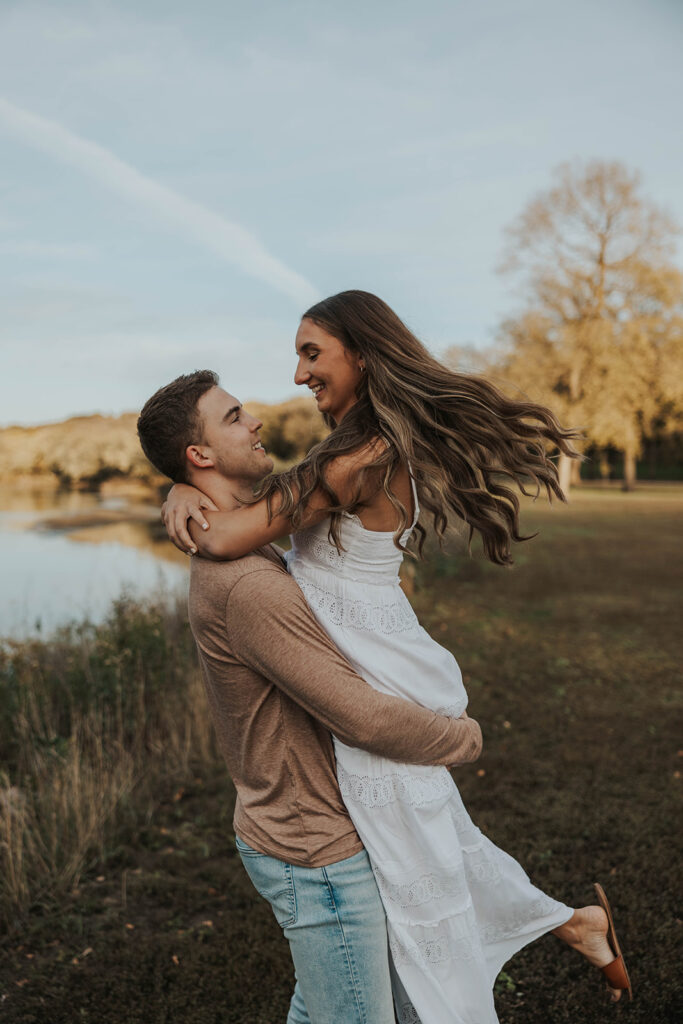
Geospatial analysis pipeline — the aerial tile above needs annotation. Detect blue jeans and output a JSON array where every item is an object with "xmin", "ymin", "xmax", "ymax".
[{"xmin": 235, "ymin": 835, "xmax": 395, "ymax": 1024}]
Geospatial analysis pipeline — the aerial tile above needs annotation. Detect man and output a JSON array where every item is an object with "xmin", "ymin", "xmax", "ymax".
[{"xmin": 137, "ymin": 371, "xmax": 483, "ymax": 1024}]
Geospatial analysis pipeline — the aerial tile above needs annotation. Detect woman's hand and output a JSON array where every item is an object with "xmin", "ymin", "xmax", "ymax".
[{"xmin": 161, "ymin": 484, "xmax": 219, "ymax": 553}]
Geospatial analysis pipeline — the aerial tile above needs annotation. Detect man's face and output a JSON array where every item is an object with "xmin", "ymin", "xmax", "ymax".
[{"xmin": 193, "ymin": 386, "xmax": 274, "ymax": 482}]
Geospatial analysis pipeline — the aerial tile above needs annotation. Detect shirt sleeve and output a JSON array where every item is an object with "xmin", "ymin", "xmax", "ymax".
[{"xmin": 226, "ymin": 568, "xmax": 482, "ymax": 767}]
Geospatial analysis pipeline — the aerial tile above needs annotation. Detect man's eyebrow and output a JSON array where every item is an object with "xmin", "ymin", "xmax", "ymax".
[{"xmin": 223, "ymin": 404, "xmax": 242, "ymax": 421}]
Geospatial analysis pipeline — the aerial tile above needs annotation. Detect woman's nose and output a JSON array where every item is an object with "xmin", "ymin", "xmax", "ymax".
[{"xmin": 294, "ymin": 361, "xmax": 310, "ymax": 385}]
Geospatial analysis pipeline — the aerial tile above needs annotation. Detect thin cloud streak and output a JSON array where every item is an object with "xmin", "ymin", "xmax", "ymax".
[
  {"xmin": 0, "ymin": 97, "xmax": 319, "ymax": 307},
  {"xmin": 0, "ymin": 240, "xmax": 96, "ymax": 259}
]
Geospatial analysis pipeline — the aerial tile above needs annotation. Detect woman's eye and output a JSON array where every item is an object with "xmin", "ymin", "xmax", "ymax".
[{"xmin": 309, "ymin": 352, "xmax": 318, "ymax": 361}]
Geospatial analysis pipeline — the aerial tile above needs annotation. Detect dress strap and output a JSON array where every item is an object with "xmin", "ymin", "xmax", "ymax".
[{"xmin": 407, "ymin": 462, "xmax": 420, "ymax": 527}]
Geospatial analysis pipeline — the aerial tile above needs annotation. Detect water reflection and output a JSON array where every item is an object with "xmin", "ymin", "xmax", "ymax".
[{"xmin": 0, "ymin": 487, "xmax": 189, "ymax": 639}]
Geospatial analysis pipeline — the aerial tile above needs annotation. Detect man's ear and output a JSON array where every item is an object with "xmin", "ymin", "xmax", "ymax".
[{"xmin": 186, "ymin": 444, "xmax": 215, "ymax": 470}]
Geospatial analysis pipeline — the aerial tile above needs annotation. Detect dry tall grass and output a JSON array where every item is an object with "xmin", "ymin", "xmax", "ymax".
[{"xmin": 0, "ymin": 594, "xmax": 215, "ymax": 927}]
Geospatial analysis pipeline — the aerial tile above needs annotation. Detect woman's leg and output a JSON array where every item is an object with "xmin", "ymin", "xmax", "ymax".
[{"xmin": 552, "ymin": 906, "xmax": 624, "ymax": 1001}]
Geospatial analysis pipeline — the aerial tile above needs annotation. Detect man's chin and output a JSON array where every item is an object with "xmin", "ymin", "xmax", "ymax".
[
  {"xmin": 255, "ymin": 456, "xmax": 274, "ymax": 479},
  {"xmin": 215, "ymin": 454, "xmax": 274, "ymax": 482}
]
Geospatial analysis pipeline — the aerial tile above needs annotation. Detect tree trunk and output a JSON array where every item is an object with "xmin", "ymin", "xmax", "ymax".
[
  {"xmin": 622, "ymin": 448, "xmax": 637, "ymax": 491},
  {"xmin": 570, "ymin": 457, "xmax": 582, "ymax": 486},
  {"xmin": 558, "ymin": 452, "xmax": 572, "ymax": 495}
]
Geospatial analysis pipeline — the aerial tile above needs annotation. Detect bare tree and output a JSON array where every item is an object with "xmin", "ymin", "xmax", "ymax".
[{"xmin": 498, "ymin": 160, "xmax": 683, "ymax": 490}]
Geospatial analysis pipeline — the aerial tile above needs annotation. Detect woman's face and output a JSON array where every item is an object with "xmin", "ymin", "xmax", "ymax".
[{"xmin": 294, "ymin": 318, "xmax": 364, "ymax": 422}]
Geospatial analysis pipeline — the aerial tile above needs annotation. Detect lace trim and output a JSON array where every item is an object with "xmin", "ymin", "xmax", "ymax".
[
  {"xmin": 397, "ymin": 1001, "xmax": 484, "ymax": 1024},
  {"xmin": 290, "ymin": 530, "xmax": 347, "ymax": 568},
  {"xmin": 291, "ymin": 574, "xmax": 418, "ymax": 635},
  {"xmin": 338, "ymin": 763, "xmax": 454, "ymax": 809},
  {"xmin": 389, "ymin": 926, "xmax": 477, "ymax": 969},
  {"xmin": 480, "ymin": 894, "xmax": 561, "ymax": 944},
  {"xmin": 290, "ymin": 552, "xmax": 400, "ymax": 587},
  {"xmin": 435, "ymin": 702, "xmax": 468, "ymax": 718},
  {"xmin": 464, "ymin": 845, "xmax": 503, "ymax": 886},
  {"xmin": 397, "ymin": 1003, "xmax": 422, "ymax": 1024},
  {"xmin": 374, "ymin": 864, "xmax": 469, "ymax": 908}
]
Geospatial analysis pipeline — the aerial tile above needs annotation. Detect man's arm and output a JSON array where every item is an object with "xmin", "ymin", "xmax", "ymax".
[{"xmin": 227, "ymin": 568, "xmax": 482, "ymax": 767}]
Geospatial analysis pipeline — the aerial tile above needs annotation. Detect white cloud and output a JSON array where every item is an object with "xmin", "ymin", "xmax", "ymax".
[
  {"xmin": 0, "ymin": 240, "xmax": 96, "ymax": 258},
  {"xmin": 0, "ymin": 97, "xmax": 319, "ymax": 307}
]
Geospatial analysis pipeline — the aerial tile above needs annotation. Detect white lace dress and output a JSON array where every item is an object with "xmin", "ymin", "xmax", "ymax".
[{"xmin": 286, "ymin": 485, "xmax": 573, "ymax": 1024}]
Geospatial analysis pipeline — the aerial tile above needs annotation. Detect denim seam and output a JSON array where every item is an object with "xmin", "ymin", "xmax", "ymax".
[
  {"xmin": 321, "ymin": 865, "xmax": 366, "ymax": 1024},
  {"xmin": 285, "ymin": 862, "xmax": 298, "ymax": 926},
  {"xmin": 236, "ymin": 841, "xmax": 297, "ymax": 928}
]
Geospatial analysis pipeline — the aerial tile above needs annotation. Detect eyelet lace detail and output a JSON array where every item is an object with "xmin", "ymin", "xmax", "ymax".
[
  {"xmin": 397, "ymin": 1001, "xmax": 486, "ymax": 1024},
  {"xmin": 396, "ymin": 1001, "xmax": 485, "ymax": 1024},
  {"xmin": 338, "ymin": 763, "xmax": 454, "ymax": 808},
  {"xmin": 374, "ymin": 864, "xmax": 469, "ymax": 908},
  {"xmin": 435, "ymin": 702, "xmax": 468, "ymax": 718},
  {"xmin": 291, "ymin": 574, "xmax": 418, "ymax": 635},
  {"xmin": 397, "ymin": 1003, "xmax": 422, "ymax": 1024},
  {"xmin": 480, "ymin": 893, "xmax": 562, "ymax": 944},
  {"xmin": 389, "ymin": 921, "xmax": 478, "ymax": 969},
  {"xmin": 464, "ymin": 844, "xmax": 503, "ymax": 886},
  {"xmin": 290, "ymin": 530, "xmax": 347, "ymax": 568}
]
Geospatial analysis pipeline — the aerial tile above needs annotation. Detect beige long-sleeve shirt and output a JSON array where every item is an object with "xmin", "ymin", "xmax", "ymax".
[{"xmin": 189, "ymin": 545, "xmax": 481, "ymax": 867}]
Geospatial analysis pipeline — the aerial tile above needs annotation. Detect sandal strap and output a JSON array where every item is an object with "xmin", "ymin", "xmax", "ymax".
[{"xmin": 601, "ymin": 955, "xmax": 629, "ymax": 990}]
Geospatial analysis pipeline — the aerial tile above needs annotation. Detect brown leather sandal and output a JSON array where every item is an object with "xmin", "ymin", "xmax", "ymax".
[{"xmin": 594, "ymin": 882, "xmax": 633, "ymax": 1001}]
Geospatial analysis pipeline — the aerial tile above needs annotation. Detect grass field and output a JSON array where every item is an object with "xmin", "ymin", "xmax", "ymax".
[{"xmin": 0, "ymin": 486, "xmax": 681, "ymax": 1023}]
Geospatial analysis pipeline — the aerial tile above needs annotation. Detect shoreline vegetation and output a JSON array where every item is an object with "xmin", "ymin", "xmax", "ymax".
[
  {"xmin": 0, "ymin": 488, "xmax": 681, "ymax": 1021},
  {"xmin": 2, "ymin": 398, "xmax": 682, "ymax": 500},
  {"xmin": 0, "ymin": 397, "xmax": 328, "ymax": 495},
  {"xmin": 0, "ymin": 593, "xmax": 212, "ymax": 923}
]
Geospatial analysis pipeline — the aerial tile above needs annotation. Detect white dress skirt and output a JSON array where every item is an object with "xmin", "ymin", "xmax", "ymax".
[{"xmin": 286, "ymin": 488, "xmax": 573, "ymax": 1024}]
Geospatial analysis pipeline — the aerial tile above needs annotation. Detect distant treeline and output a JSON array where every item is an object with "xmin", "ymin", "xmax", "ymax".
[
  {"xmin": 1, "ymin": 389, "xmax": 682, "ymax": 493},
  {"xmin": 0, "ymin": 398, "xmax": 328, "ymax": 491}
]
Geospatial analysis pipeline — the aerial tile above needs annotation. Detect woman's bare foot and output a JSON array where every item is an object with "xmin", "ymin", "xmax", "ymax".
[{"xmin": 553, "ymin": 906, "xmax": 622, "ymax": 1002}]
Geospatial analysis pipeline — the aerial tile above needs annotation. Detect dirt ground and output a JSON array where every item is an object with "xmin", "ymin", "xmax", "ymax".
[{"xmin": 1, "ymin": 486, "xmax": 681, "ymax": 1023}]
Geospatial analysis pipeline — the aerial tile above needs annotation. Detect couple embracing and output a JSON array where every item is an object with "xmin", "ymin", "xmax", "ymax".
[{"xmin": 137, "ymin": 290, "xmax": 631, "ymax": 1023}]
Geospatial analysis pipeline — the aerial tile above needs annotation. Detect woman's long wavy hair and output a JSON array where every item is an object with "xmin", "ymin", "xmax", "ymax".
[{"xmin": 257, "ymin": 290, "xmax": 581, "ymax": 565}]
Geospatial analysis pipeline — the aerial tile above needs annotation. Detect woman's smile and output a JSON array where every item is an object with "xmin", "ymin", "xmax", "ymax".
[{"xmin": 294, "ymin": 318, "xmax": 363, "ymax": 423}]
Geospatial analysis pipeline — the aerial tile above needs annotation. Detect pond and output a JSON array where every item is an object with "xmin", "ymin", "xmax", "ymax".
[{"xmin": 0, "ymin": 486, "xmax": 189, "ymax": 639}]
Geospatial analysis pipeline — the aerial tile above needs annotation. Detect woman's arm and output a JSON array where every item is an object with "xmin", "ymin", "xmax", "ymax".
[
  {"xmin": 163, "ymin": 481, "xmax": 331, "ymax": 558},
  {"xmin": 190, "ymin": 494, "xmax": 328, "ymax": 560},
  {"xmin": 163, "ymin": 442, "xmax": 388, "ymax": 557}
]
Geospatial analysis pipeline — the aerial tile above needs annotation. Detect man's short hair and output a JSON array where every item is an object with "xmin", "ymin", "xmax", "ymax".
[{"xmin": 137, "ymin": 370, "xmax": 219, "ymax": 482}]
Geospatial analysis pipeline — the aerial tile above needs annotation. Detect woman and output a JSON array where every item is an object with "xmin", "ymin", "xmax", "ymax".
[{"xmin": 164, "ymin": 291, "xmax": 631, "ymax": 1022}]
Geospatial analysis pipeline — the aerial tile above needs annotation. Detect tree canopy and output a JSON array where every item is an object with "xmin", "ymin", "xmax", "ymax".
[{"xmin": 495, "ymin": 160, "xmax": 683, "ymax": 489}]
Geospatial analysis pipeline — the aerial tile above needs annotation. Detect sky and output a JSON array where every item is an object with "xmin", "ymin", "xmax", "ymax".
[{"xmin": 1, "ymin": 0, "xmax": 682, "ymax": 427}]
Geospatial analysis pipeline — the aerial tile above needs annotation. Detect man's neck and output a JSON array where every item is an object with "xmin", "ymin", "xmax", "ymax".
[{"xmin": 188, "ymin": 471, "xmax": 256, "ymax": 512}]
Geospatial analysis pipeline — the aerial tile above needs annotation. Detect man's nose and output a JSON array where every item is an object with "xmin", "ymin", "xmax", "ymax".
[{"xmin": 247, "ymin": 414, "xmax": 262, "ymax": 431}]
